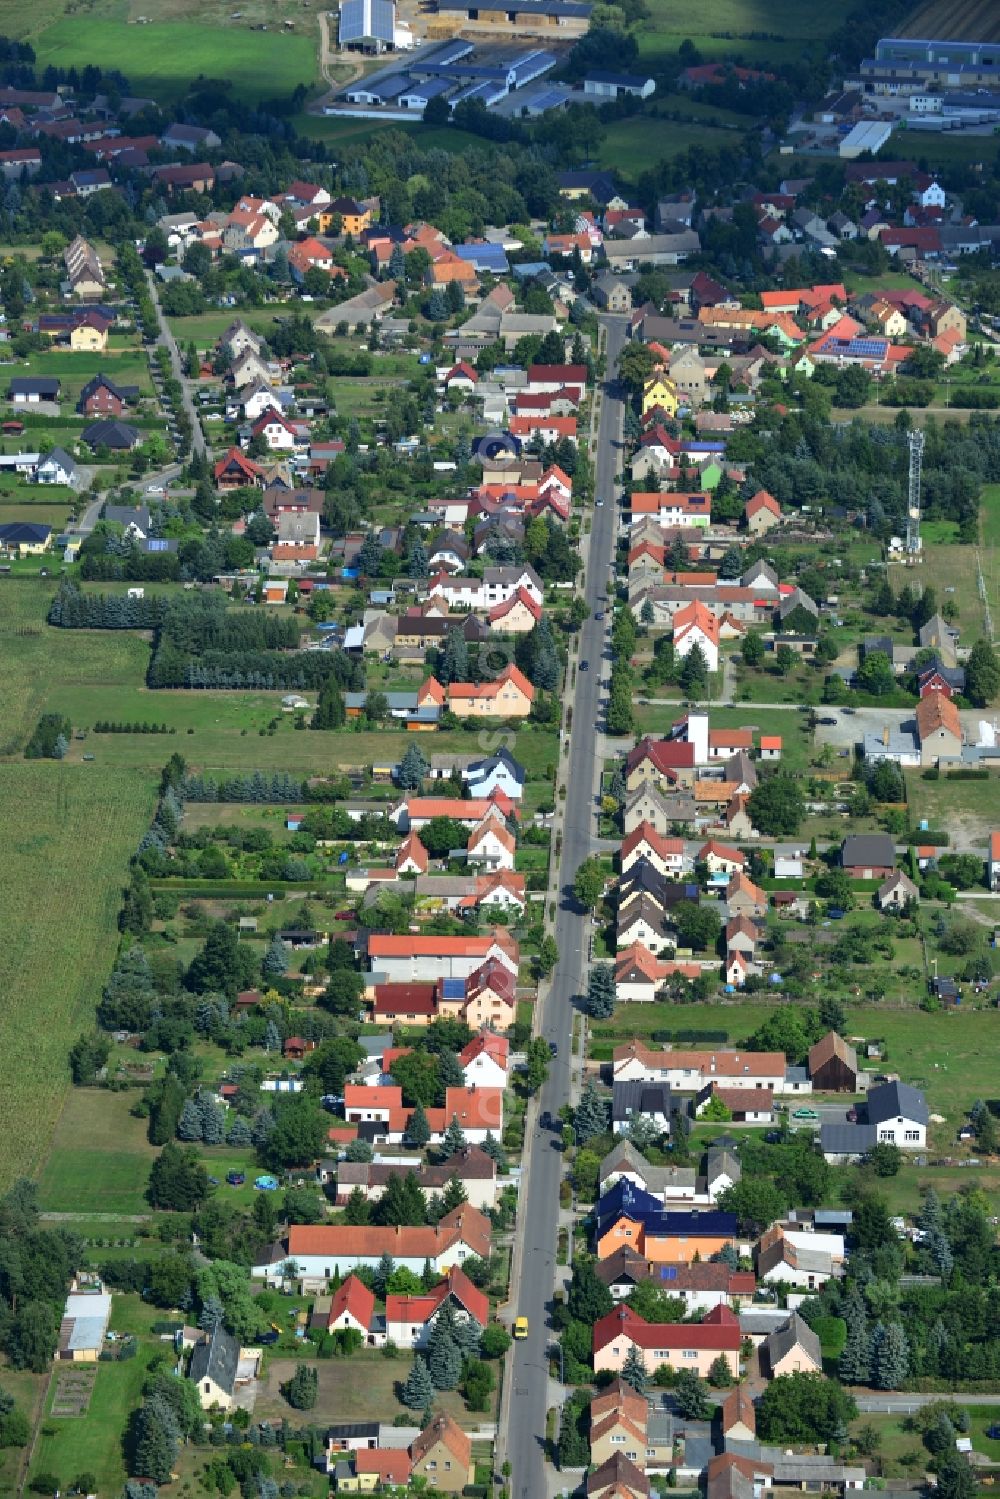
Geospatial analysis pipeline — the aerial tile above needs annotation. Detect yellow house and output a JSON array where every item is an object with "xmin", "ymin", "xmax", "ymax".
[
  {"xmin": 446, "ymin": 663, "xmax": 534, "ymax": 719},
  {"xmin": 641, "ymin": 374, "xmax": 678, "ymax": 418},
  {"xmin": 870, "ymin": 300, "xmax": 908, "ymax": 339},
  {"xmin": 70, "ymin": 321, "xmax": 109, "ymax": 351},
  {"xmin": 0, "ymin": 520, "xmax": 52, "ymax": 556},
  {"xmin": 408, "ymin": 1413, "xmax": 473, "ymax": 1494}
]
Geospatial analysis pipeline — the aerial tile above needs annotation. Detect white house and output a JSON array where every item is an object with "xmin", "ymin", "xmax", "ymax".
[{"xmin": 459, "ymin": 1032, "xmax": 510, "ymax": 1089}]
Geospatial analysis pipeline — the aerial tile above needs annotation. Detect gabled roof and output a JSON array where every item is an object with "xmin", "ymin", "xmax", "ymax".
[
  {"xmin": 328, "ymin": 1274, "xmax": 375, "ymax": 1329},
  {"xmin": 409, "ymin": 1410, "xmax": 471, "ymax": 1471},
  {"xmin": 593, "ymin": 1303, "xmax": 740, "ymax": 1354},
  {"xmin": 807, "ymin": 1031, "xmax": 857, "ymax": 1075},
  {"xmin": 866, "ymin": 1079, "xmax": 928, "ymax": 1126},
  {"xmin": 189, "ymin": 1322, "xmax": 239, "ymax": 1394},
  {"xmin": 915, "ymin": 692, "xmax": 961, "ymax": 743}
]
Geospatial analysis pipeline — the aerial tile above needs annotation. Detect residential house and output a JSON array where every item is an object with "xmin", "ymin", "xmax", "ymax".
[
  {"xmin": 841, "ymin": 834, "xmax": 895, "ymax": 879},
  {"xmin": 673, "ymin": 600, "xmax": 721, "ymax": 672},
  {"xmin": 762, "ymin": 1313, "xmax": 823, "ymax": 1376},
  {"xmin": 744, "ymin": 489, "xmax": 781, "ymax": 535},
  {"xmin": 407, "ymin": 1412, "xmax": 473, "ymax": 1494},
  {"xmin": 257, "ymin": 1208, "xmax": 492, "ymax": 1283},
  {"xmin": 878, "ymin": 869, "xmax": 919, "ymax": 910},
  {"xmin": 188, "ymin": 1323, "xmax": 258, "ymax": 1411},
  {"xmin": 36, "ymin": 447, "xmax": 82, "ymax": 489},
  {"xmin": 757, "ymin": 1225, "xmax": 846, "ymax": 1290},
  {"xmin": 593, "ymin": 1303, "xmax": 740, "ymax": 1378},
  {"xmin": 915, "ymin": 692, "xmax": 962, "ymax": 765}
]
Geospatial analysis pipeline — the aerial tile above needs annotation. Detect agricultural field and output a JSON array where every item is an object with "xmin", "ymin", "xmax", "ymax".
[
  {"xmin": 898, "ymin": 0, "xmax": 1000, "ymax": 43},
  {"xmin": 635, "ymin": 0, "xmax": 856, "ymax": 64},
  {"xmin": 31, "ymin": 19, "xmax": 317, "ymax": 103},
  {"xmin": 0, "ymin": 763, "xmax": 154, "ymax": 1190}
]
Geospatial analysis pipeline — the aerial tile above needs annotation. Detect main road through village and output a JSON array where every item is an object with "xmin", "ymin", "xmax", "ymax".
[{"xmin": 501, "ymin": 315, "xmax": 627, "ymax": 1495}]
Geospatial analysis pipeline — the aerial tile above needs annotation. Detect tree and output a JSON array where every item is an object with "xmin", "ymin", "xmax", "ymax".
[
  {"xmin": 717, "ymin": 1178, "xmax": 787, "ymax": 1235},
  {"xmin": 678, "ymin": 642, "xmax": 709, "ymax": 696},
  {"xmin": 573, "ymin": 857, "xmax": 605, "ymax": 909},
  {"xmin": 5, "ymin": 1301, "xmax": 57, "ymax": 1372},
  {"xmin": 401, "ymin": 1357, "xmax": 434, "ymax": 1410},
  {"xmin": 262, "ymin": 935, "xmax": 290, "ymax": 979},
  {"xmin": 701, "ymin": 1094, "xmax": 731, "ymax": 1122},
  {"xmin": 438, "ymin": 626, "xmax": 469, "ymax": 685},
  {"xmin": 674, "ymin": 901, "xmax": 721, "ymax": 953},
  {"xmin": 535, "ymin": 934, "xmax": 559, "ymax": 978},
  {"xmin": 857, "ymin": 650, "xmax": 895, "ymax": 698},
  {"xmin": 838, "ymin": 1289, "xmax": 870, "ymax": 1386},
  {"xmin": 397, "ymin": 744, "xmax": 430, "ymax": 791},
  {"xmin": 965, "ymin": 639, "xmax": 1000, "ymax": 707},
  {"xmin": 406, "ymin": 1101, "xmax": 432, "ymax": 1148},
  {"xmin": 442, "ymin": 1116, "xmax": 467, "ymax": 1155},
  {"xmin": 524, "ymin": 617, "xmax": 560, "ymax": 691},
  {"xmin": 618, "ymin": 342, "xmax": 659, "ymax": 395},
  {"xmin": 935, "ymin": 1451, "xmax": 977, "ymax": 1499},
  {"xmin": 673, "ymin": 1370, "xmax": 711, "ymax": 1419},
  {"xmin": 557, "ymin": 1396, "xmax": 589, "ymax": 1469},
  {"xmin": 575, "ymin": 1078, "xmax": 609, "ymax": 1144},
  {"xmin": 567, "ymin": 1259, "xmax": 614, "ymax": 1324},
  {"xmin": 281, "ymin": 1364, "xmax": 318, "ymax": 1410},
  {"xmin": 585, "ymin": 963, "xmax": 616, "ymax": 1019},
  {"xmin": 427, "ymin": 1307, "xmax": 462, "ymax": 1391},
  {"xmin": 621, "ymin": 1345, "xmax": 649, "ymax": 1394},
  {"xmin": 868, "ymin": 1142, "xmax": 902, "ymax": 1177},
  {"xmin": 741, "ymin": 631, "xmax": 764, "ymax": 667},
  {"xmin": 311, "ymin": 679, "xmax": 345, "ymax": 730},
  {"xmin": 869, "ymin": 1321, "xmax": 908, "ymax": 1390},
  {"xmin": 481, "ymin": 1324, "xmax": 511, "ymax": 1359},
  {"xmin": 148, "ymin": 1143, "xmax": 209, "ymax": 1211},
  {"xmin": 757, "ymin": 1373, "xmax": 857, "ymax": 1444},
  {"xmin": 187, "ymin": 921, "xmax": 256, "ymax": 999},
  {"xmin": 748, "ymin": 775, "xmax": 804, "ymax": 836},
  {"xmin": 262, "ymin": 1096, "xmax": 326, "ymax": 1169},
  {"xmin": 130, "ymin": 1397, "xmax": 179, "ymax": 1485},
  {"xmin": 708, "ymin": 1354, "xmax": 733, "ymax": 1389}
]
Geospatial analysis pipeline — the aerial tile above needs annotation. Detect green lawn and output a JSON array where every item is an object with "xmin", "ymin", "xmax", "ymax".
[
  {"xmin": 36, "ymin": 1090, "xmax": 159, "ymax": 1215},
  {"xmin": 903, "ymin": 770, "xmax": 1000, "ymax": 849},
  {"xmin": 31, "ymin": 17, "xmax": 317, "ymax": 103},
  {"xmin": 12, "ymin": 345, "xmax": 156, "ymax": 404},
  {"xmin": 31, "ymin": 1322, "xmax": 163, "ymax": 1495},
  {"xmin": 981, "ymin": 483, "xmax": 1000, "ymax": 549},
  {"xmin": 916, "ymin": 541, "xmax": 996, "ymax": 640},
  {"xmin": 599, "ymin": 117, "xmax": 744, "ymax": 174},
  {"xmin": 0, "ymin": 502, "xmax": 74, "ymax": 527}
]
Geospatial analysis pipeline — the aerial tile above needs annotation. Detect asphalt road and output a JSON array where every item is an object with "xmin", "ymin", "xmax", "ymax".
[
  {"xmin": 855, "ymin": 1393, "xmax": 1000, "ymax": 1412},
  {"xmin": 145, "ymin": 269, "xmax": 205, "ymax": 456},
  {"xmin": 503, "ymin": 316, "xmax": 626, "ymax": 1496}
]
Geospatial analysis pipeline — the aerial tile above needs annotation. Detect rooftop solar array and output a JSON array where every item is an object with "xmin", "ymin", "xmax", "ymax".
[{"xmin": 338, "ymin": 0, "xmax": 395, "ymax": 45}]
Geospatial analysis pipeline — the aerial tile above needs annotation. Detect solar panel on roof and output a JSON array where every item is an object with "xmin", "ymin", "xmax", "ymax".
[
  {"xmin": 659, "ymin": 1266, "xmax": 677, "ymax": 1280},
  {"xmin": 338, "ymin": 0, "xmax": 395, "ymax": 44},
  {"xmin": 442, "ymin": 977, "xmax": 465, "ymax": 998},
  {"xmin": 147, "ymin": 538, "xmax": 169, "ymax": 551}
]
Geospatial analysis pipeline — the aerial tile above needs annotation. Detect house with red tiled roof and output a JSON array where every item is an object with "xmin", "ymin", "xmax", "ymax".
[
  {"xmin": 371, "ymin": 982, "xmax": 438, "ymax": 1028},
  {"xmin": 698, "ymin": 840, "xmax": 745, "ymax": 876},
  {"xmin": 488, "ymin": 586, "xmax": 542, "ymax": 634},
  {"xmin": 395, "ymin": 833, "xmax": 429, "ymax": 875},
  {"xmin": 446, "ymin": 663, "xmax": 534, "ymax": 719},
  {"xmin": 594, "ymin": 1303, "xmax": 740, "ymax": 1378},
  {"xmin": 287, "ymin": 237, "xmax": 346, "ymax": 284},
  {"xmin": 408, "ymin": 1411, "xmax": 473, "ymax": 1493},
  {"xmin": 467, "ymin": 815, "xmax": 516, "ymax": 872},
  {"xmin": 444, "ymin": 360, "xmax": 478, "ymax": 392},
  {"xmin": 213, "ymin": 446, "xmax": 264, "ymax": 490},
  {"xmin": 620, "ymin": 823, "xmax": 686, "ymax": 878},
  {"xmin": 459, "ymin": 1030, "xmax": 510, "ymax": 1088},
  {"xmin": 258, "ymin": 1207, "xmax": 492, "ymax": 1281},
  {"xmin": 673, "ymin": 599, "xmax": 721, "ymax": 672},
  {"xmin": 323, "ymin": 1274, "xmax": 377, "ymax": 1341},
  {"xmin": 366, "ymin": 930, "xmax": 519, "ymax": 985},
  {"xmin": 744, "ymin": 487, "xmax": 781, "ymax": 536},
  {"xmin": 385, "ymin": 1265, "xmax": 489, "ymax": 1349}
]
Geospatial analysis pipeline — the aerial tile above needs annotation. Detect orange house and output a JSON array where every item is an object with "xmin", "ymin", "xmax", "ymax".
[{"xmin": 598, "ymin": 1211, "xmax": 736, "ymax": 1265}]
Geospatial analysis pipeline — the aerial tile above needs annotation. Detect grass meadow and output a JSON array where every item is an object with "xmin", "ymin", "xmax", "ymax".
[
  {"xmin": 0, "ymin": 763, "xmax": 154, "ymax": 1190},
  {"xmin": 30, "ymin": 18, "xmax": 317, "ymax": 103}
]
